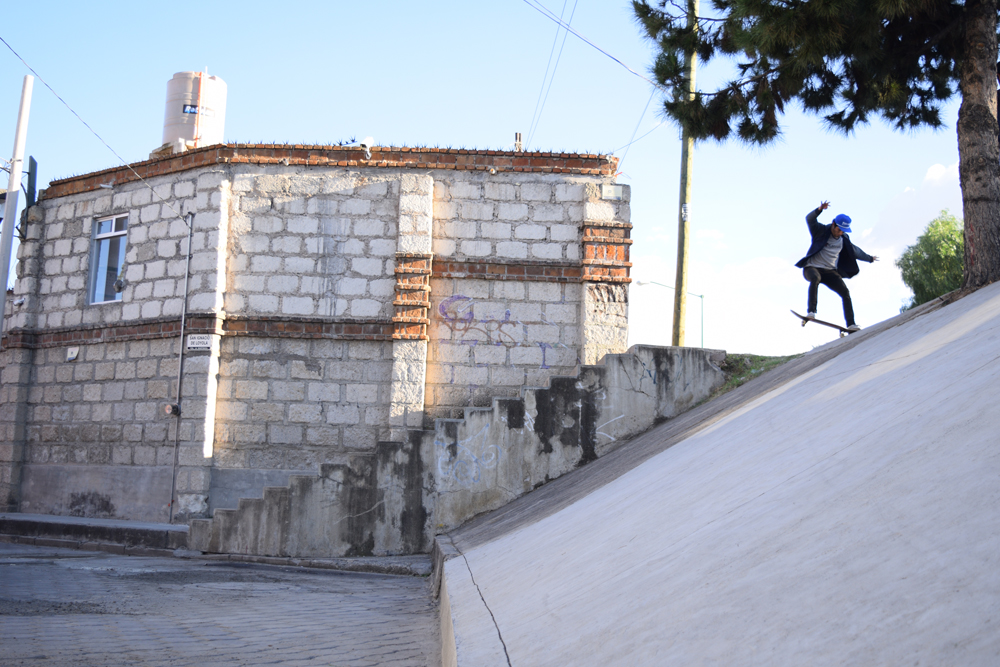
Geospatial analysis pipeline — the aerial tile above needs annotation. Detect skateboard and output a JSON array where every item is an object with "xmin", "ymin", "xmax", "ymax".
[{"xmin": 791, "ymin": 310, "xmax": 853, "ymax": 337}]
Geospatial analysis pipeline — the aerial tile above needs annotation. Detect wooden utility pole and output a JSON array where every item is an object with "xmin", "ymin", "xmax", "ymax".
[{"xmin": 672, "ymin": 0, "xmax": 698, "ymax": 347}]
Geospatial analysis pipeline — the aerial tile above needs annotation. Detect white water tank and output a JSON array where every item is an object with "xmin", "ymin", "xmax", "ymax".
[{"xmin": 161, "ymin": 71, "xmax": 227, "ymax": 149}]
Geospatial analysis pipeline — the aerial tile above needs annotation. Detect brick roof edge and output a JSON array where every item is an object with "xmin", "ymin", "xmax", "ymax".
[{"xmin": 41, "ymin": 144, "xmax": 619, "ymax": 200}]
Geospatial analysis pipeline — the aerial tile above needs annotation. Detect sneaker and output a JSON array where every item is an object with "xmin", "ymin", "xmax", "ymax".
[
  {"xmin": 806, "ymin": 312, "xmax": 817, "ymax": 320},
  {"xmin": 847, "ymin": 324, "xmax": 861, "ymax": 332}
]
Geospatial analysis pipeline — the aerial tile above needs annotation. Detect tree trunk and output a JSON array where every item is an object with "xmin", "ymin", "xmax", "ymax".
[{"xmin": 958, "ymin": 0, "xmax": 1000, "ymax": 289}]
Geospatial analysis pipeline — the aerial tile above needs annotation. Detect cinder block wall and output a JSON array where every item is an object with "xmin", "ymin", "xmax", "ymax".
[
  {"xmin": 1, "ymin": 170, "xmax": 227, "ymax": 521},
  {"xmin": 0, "ymin": 144, "xmax": 629, "ymax": 524},
  {"xmin": 427, "ymin": 174, "xmax": 592, "ymax": 420}
]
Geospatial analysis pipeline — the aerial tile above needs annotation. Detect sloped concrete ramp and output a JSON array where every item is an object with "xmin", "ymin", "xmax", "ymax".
[{"xmin": 440, "ymin": 281, "xmax": 1000, "ymax": 666}]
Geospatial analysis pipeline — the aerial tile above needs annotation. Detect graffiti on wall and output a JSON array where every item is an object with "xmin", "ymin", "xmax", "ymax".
[
  {"xmin": 436, "ymin": 294, "xmax": 580, "ymax": 374},
  {"xmin": 435, "ymin": 424, "xmax": 502, "ymax": 486},
  {"xmin": 438, "ymin": 295, "xmax": 519, "ymax": 346}
]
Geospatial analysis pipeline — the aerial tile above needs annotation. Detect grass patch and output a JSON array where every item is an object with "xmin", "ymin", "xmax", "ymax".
[{"xmin": 709, "ymin": 353, "xmax": 801, "ymax": 400}]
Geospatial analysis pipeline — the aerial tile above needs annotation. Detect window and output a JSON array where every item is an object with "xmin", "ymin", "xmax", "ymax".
[{"xmin": 89, "ymin": 215, "xmax": 128, "ymax": 304}]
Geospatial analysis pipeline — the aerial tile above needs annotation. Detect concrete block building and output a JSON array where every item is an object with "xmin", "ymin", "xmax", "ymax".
[{"xmin": 0, "ymin": 143, "xmax": 653, "ymax": 556}]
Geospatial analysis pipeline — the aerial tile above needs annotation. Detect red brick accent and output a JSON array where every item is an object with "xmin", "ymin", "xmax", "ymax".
[
  {"xmin": 394, "ymin": 253, "xmax": 433, "ymax": 340},
  {"xmin": 0, "ymin": 315, "xmax": 393, "ymax": 350},
  {"xmin": 582, "ymin": 222, "xmax": 633, "ymax": 284},
  {"xmin": 41, "ymin": 144, "xmax": 619, "ymax": 200}
]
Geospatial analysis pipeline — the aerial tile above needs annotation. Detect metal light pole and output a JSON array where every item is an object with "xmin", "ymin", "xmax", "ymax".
[
  {"xmin": 0, "ymin": 75, "xmax": 34, "ymax": 340},
  {"xmin": 672, "ymin": 0, "xmax": 698, "ymax": 347},
  {"xmin": 636, "ymin": 281, "xmax": 704, "ymax": 348}
]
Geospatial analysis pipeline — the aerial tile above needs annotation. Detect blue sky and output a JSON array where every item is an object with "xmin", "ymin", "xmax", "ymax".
[{"xmin": 0, "ymin": 1, "xmax": 963, "ymax": 355}]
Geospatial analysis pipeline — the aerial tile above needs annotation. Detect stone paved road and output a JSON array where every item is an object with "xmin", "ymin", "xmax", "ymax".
[{"xmin": 0, "ymin": 542, "xmax": 440, "ymax": 667}]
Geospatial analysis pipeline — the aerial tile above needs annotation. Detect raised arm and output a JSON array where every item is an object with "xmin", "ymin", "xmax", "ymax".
[{"xmin": 805, "ymin": 200, "xmax": 830, "ymax": 232}]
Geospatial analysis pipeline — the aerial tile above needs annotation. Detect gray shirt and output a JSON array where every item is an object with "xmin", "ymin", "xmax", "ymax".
[{"xmin": 806, "ymin": 234, "xmax": 843, "ymax": 270}]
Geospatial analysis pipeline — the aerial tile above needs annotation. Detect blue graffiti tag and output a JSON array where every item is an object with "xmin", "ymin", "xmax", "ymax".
[
  {"xmin": 438, "ymin": 295, "xmax": 519, "ymax": 346},
  {"xmin": 435, "ymin": 424, "xmax": 502, "ymax": 486}
]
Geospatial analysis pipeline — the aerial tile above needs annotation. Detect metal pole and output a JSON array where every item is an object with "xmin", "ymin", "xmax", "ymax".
[
  {"xmin": 0, "ymin": 75, "xmax": 34, "ymax": 339},
  {"xmin": 672, "ymin": 0, "xmax": 698, "ymax": 347},
  {"xmin": 168, "ymin": 212, "xmax": 195, "ymax": 523}
]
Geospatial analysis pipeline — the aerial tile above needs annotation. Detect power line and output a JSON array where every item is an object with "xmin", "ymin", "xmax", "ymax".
[
  {"xmin": 0, "ymin": 34, "xmax": 185, "ymax": 223},
  {"xmin": 615, "ymin": 89, "xmax": 658, "ymax": 174},
  {"xmin": 613, "ymin": 119, "xmax": 667, "ymax": 155},
  {"xmin": 520, "ymin": 0, "xmax": 666, "ymax": 92},
  {"xmin": 526, "ymin": 0, "xmax": 579, "ymax": 150},
  {"xmin": 526, "ymin": 0, "xmax": 569, "ymax": 149}
]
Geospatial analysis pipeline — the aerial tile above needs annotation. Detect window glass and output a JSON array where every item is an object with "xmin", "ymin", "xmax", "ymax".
[{"xmin": 90, "ymin": 215, "xmax": 128, "ymax": 304}]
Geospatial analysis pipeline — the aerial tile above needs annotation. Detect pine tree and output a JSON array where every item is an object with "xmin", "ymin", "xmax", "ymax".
[
  {"xmin": 634, "ymin": 0, "xmax": 999, "ymax": 290},
  {"xmin": 896, "ymin": 210, "xmax": 965, "ymax": 310}
]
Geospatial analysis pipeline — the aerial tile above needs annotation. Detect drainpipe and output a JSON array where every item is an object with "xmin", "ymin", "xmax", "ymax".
[{"xmin": 168, "ymin": 212, "xmax": 195, "ymax": 523}]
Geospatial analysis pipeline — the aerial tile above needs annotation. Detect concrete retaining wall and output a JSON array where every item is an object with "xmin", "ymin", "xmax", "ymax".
[
  {"xmin": 428, "ymin": 345, "xmax": 726, "ymax": 532},
  {"xmin": 189, "ymin": 344, "xmax": 725, "ymax": 557}
]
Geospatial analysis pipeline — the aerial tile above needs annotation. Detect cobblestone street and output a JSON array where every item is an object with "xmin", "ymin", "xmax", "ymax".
[{"xmin": 0, "ymin": 542, "xmax": 440, "ymax": 667}]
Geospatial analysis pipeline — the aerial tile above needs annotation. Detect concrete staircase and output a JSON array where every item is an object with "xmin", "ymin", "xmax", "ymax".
[{"xmin": 189, "ymin": 345, "xmax": 727, "ymax": 559}]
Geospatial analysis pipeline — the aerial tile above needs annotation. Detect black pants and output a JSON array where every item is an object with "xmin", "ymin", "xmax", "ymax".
[{"xmin": 803, "ymin": 267, "xmax": 855, "ymax": 326}]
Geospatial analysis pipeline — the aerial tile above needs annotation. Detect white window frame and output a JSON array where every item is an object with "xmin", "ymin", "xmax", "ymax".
[{"xmin": 88, "ymin": 214, "xmax": 128, "ymax": 305}]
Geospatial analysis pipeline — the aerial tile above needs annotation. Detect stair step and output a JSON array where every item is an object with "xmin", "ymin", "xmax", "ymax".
[{"xmin": 462, "ymin": 406, "xmax": 492, "ymax": 420}]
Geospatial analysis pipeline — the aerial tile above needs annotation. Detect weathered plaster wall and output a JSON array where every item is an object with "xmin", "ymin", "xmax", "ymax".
[{"xmin": 429, "ymin": 345, "xmax": 727, "ymax": 532}]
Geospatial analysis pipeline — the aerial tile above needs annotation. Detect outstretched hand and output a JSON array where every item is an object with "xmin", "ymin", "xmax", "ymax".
[
  {"xmin": 871, "ymin": 256, "xmax": 879, "ymax": 262},
  {"xmin": 819, "ymin": 201, "xmax": 830, "ymax": 211}
]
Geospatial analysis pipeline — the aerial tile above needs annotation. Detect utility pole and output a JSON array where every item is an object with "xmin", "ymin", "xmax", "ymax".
[
  {"xmin": 0, "ymin": 75, "xmax": 33, "ymax": 340},
  {"xmin": 672, "ymin": 0, "xmax": 698, "ymax": 347}
]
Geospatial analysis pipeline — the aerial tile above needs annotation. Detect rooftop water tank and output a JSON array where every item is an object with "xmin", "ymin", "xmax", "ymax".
[{"xmin": 161, "ymin": 71, "xmax": 227, "ymax": 150}]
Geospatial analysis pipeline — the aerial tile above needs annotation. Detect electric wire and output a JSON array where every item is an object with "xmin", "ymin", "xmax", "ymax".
[
  {"xmin": 520, "ymin": 0, "xmax": 666, "ymax": 92},
  {"xmin": 614, "ymin": 88, "xmax": 658, "ymax": 175},
  {"xmin": 526, "ymin": 0, "xmax": 579, "ymax": 150},
  {"xmin": 531, "ymin": 0, "xmax": 578, "ymax": 148},
  {"xmin": 0, "ymin": 34, "xmax": 185, "ymax": 223},
  {"xmin": 613, "ymin": 120, "xmax": 667, "ymax": 156},
  {"xmin": 526, "ymin": 0, "xmax": 569, "ymax": 150}
]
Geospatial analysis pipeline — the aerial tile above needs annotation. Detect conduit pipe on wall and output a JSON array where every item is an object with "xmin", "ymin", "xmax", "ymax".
[
  {"xmin": 168, "ymin": 212, "xmax": 195, "ymax": 523},
  {"xmin": 193, "ymin": 72, "xmax": 204, "ymax": 148}
]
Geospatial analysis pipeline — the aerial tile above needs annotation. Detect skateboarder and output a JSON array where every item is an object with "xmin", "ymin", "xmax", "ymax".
[{"xmin": 795, "ymin": 201, "xmax": 878, "ymax": 331}]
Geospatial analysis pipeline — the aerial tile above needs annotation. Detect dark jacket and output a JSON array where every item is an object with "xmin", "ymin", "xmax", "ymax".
[{"xmin": 795, "ymin": 207, "xmax": 874, "ymax": 279}]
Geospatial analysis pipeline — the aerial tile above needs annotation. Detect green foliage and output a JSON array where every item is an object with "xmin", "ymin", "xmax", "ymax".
[
  {"xmin": 895, "ymin": 210, "xmax": 964, "ymax": 311},
  {"xmin": 631, "ymin": 0, "xmax": 987, "ymax": 144},
  {"xmin": 708, "ymin": 352, "xmax": 801, "ymax": 400}
]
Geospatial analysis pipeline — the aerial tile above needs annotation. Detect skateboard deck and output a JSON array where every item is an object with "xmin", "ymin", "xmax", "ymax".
[{"xmin": 791, "ymin": 310, "xmax": 852, "ymax": 337}]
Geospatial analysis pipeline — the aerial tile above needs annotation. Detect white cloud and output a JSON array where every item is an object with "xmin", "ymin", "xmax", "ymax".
[{"xmin": 923, "ymin": 162, "xmax": 959, "ymax": 185}]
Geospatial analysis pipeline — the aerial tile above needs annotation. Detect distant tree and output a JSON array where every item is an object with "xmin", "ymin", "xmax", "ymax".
[
  {"xmin": 896, "ymin": 210, "xmax": 965, "ymax": 310},
  {"xmin": 633, "ymin": 0, "xmax": 999, "ymax": 289}
]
